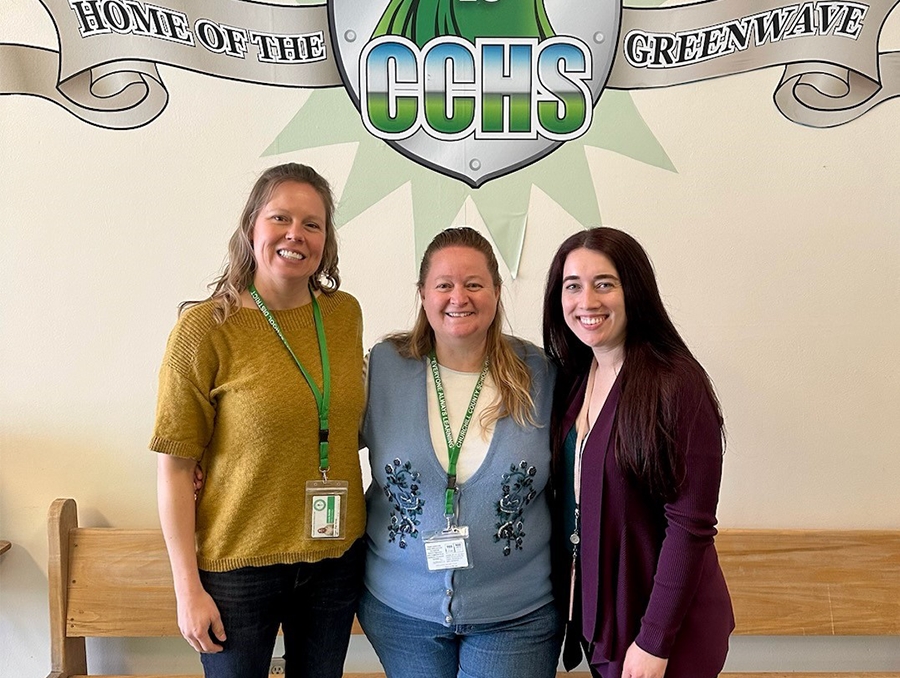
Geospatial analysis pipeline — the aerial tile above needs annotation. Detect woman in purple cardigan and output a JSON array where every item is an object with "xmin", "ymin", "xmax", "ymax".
[{"xmin": 542, "ymin": 228, "xmax": 734, "ymax": 678}]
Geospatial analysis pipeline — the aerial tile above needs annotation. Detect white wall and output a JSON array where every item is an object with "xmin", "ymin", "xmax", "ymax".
[{"xmin": 2, "ymin": 1, "xmax": 899, "ymax": 676}]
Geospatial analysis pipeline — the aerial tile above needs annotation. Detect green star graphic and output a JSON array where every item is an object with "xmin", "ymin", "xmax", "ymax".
[{"xmin": 264, "ymin": 0, "xmax": 673, "ymax": 276}]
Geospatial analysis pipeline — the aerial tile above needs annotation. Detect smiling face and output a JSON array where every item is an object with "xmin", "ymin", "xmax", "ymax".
[
  {"xmin": 561, "ymin": 247, "xmax": 627, "ymax": 355},
  {"xmin": 250, "ymin": 180, "xmax": 326, "ymax": 294},
  {"xmin": 420, "ymin": 246, "xmax": 500, "ymax": 355}
]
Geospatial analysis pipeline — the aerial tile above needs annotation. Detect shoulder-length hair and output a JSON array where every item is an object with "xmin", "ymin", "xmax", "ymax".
[
  {"xmin": 389, "ymin": 227, "xmax": 537, "ymax": 429},
  {"xmin": 181, "ymin": 163, "xmax": 340, "ymax": 324},
  {"xmin": 543, "ymin": 227, "xmax": 724, "ymax": 500}
]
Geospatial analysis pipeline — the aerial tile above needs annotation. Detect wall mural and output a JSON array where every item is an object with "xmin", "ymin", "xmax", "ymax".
[{"xmin": 3, "ymin": 0, "xmax": 898, "ymax": 272}]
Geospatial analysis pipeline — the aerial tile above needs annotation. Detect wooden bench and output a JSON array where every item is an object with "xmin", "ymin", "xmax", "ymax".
[{"xmin": 47, "ymin": 497, "xmax": 900, "ymax": 678}]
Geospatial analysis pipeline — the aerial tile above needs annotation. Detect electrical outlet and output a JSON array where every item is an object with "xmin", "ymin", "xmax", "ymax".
[{"xmin": 269, "ymin": 656, "xmax": 286, "ymax": 675}]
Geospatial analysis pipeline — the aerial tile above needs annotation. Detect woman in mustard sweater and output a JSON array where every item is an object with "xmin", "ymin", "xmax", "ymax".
[{"xmin": 151, "ymin": 164, "xmax": 366, "ymax": 678}]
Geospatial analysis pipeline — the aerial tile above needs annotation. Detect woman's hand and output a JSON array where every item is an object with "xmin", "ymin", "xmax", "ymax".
[
  {"xmin": 622, "ymin": 641, "xmax": 668, "ymax": 678},
  {"xmin": 175, "ymin": 586, "xmax": 226, "ymax": 653},
  {"xmin": 192, "ymin": 463, "xmax": 204, "ymax": 499}
]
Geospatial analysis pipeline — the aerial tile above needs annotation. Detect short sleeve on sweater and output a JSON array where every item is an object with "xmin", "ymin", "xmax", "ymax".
[
  {"xmin": 151, "ymin": 364, "xmax": 215, "ymax": 460},
  {"xmin": 150, "ymin": 306, "xmax": 217, "ymax": 461}
]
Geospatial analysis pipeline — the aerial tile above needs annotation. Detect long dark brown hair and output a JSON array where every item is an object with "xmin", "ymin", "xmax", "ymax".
[{"xmin": 543, "ymin": 227, "xmax": 724, "ymax": 501}]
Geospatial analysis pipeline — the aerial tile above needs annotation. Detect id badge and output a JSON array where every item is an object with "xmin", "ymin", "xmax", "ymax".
[
  {"xmin": 305, "ymin": 480, "xmax": 348, "ymax": 540},
  {"xmin": 424, "ymin": 526, "xmax": 472, "ymax": 571}
]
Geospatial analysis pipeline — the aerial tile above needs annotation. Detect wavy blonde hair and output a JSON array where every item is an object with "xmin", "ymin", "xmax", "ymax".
[
  {"xmin": 181, "ymin": 163, "xmax": 340, "ymax": 324},
  {"xmin": 388, "ymin": 227, "xmax": 537, "ymax": 428}
]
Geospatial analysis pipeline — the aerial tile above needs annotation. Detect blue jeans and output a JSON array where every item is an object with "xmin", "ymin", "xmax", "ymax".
[
  {"xmin": 198, "ymin": 539, "xmax": 365, "ymax": 678},
  {"xmin": 358, "ymin": 589, "xmax": 563, "ymax": 678}
]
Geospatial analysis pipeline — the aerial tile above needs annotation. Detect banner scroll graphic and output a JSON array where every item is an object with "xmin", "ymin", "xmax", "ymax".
[{"xmin": 1, "ymin": 0, "xmax": 899, "ymax": 175}]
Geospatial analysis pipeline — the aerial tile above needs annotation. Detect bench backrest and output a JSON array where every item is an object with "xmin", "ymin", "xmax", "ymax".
[
  {"xmin": 718, "ymin": 529, "xmax": 900, "ymax": 635},
  {"xmin": 48, "ymin": 498, "xmax": 900, "ymax": 673}
]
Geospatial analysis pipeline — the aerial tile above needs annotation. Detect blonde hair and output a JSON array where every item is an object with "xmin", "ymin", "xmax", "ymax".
[
  {"xmin": 388, "ymin": 227, "xmax": 537, "ymax": 428},
  {"xmin": 181, "ymin": 163, "xmax": 340, "ymax": 324}
]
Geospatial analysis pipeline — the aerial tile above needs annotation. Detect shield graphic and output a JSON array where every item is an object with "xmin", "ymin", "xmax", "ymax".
[{"xmin": 329, "ymin": 0, "xmax": 620, "ymax": 188}]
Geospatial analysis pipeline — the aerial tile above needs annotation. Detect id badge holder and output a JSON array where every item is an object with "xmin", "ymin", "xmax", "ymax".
[
  {"xmin": 305, "ymin": 480, "xmax": 348, "ymax": 540},
  {"xmin": 424, "ymin": 525, "xmax": 473, "ymax": 571}
]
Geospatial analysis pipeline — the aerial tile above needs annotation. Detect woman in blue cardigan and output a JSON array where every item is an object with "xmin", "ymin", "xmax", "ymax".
[
  {"xmin": 360, "ymin": 227, "xmax": 563, "ymax": 678},
  {"xmin": 543, "ymin": 227, "xmax": 734, "ymax": 678}
]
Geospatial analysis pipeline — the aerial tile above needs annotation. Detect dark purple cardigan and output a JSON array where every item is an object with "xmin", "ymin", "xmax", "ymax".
[{"xmin": 560, "ymin": 372, "xmax": 734, "ymax": 677}]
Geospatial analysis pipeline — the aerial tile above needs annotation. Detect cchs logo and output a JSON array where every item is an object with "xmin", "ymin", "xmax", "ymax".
[{"xmin": 329, "ymin": 0, "xmax": 620, "ymax": 187}]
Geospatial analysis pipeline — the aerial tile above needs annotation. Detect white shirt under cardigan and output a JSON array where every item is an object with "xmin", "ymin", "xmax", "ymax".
[
  {"xmin": 362, "ymin": 339, "xmax": 555, "ymax": 627},
  {"xmin": 364, "ymin": 355, "xmax": 496, "ymax": 481},
  {"xmin": 426, "ymin": 364, "xmax": 496, "ymax": 483}
]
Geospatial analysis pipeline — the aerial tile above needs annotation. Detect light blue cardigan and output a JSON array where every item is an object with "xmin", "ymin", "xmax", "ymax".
[{"xmin": 362, "ymin": 338, "xmax": 555, "ymax": 626}]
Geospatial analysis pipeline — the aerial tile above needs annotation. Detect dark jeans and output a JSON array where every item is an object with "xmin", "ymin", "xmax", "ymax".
[{"xmin": 198, "ymin": 539, "xmax": 365, "ymax": 678}]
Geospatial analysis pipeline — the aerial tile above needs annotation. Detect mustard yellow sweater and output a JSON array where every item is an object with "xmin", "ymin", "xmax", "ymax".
[{"xmin": 150, "ymin": 292, "xmax": 365, "ymax": 572}]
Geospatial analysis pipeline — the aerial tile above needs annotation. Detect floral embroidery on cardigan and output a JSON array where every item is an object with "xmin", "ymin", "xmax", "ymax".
[
  {"xmin": 382, "ymin": 458, "xmax": 425, "ymax": 548},
  {"xmin": 495, "ymin": 460, "xmax": 538, "ymax": 555}
]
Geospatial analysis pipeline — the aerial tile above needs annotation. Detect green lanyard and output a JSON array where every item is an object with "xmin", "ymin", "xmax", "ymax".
[
  {"xmin": 249, "ymin": 284, "xmax": 331, "ymax": 475},
  {"xmin": 428, "ymin": 351, "xmax": 489, "ymax": 517}
]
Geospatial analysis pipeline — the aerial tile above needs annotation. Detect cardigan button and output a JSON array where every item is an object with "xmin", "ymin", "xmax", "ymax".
[
  {"xmin": 446, "ymin": 589, "xmax": 453, "ymax": 596},
  {"xmin": 445, "ymin": 615, "xmax": 453, "ymax": 623}
]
